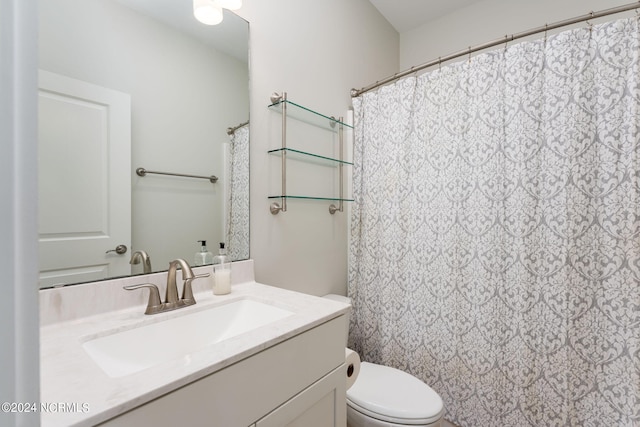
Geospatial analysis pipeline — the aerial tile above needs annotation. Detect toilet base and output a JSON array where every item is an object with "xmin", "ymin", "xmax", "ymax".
[{"xmin": 347, "ymin": 405, "xmax": 442, "ymax": 427}]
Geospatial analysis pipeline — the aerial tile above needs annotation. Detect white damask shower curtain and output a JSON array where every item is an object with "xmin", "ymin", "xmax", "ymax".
[
  {"xmin": 350, "ymin": 18, "xmax": 640, "ymax": 426},
  {"xmin": 226, "ymin": 124, "xmax": 250, "ymax": 260}
]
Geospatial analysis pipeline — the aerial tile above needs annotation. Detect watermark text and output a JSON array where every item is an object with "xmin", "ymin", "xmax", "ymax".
[{"xmin": 2, "ymin": 402, "xmax": 90, "ymax": 413}]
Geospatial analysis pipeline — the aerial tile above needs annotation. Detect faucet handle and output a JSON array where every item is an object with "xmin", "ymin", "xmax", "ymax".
[
  {"xmin": 180, "ymin": 273, "xmax": 210, "ymax": 305},
  {"xmin": 124, "ymin": 283, "xmax": 163, "ymax": 315}
]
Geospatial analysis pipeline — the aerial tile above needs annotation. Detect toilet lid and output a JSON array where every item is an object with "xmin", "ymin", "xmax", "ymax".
[{"xmin": 347, "ymin": 362, "xmax": 443, "ymax": 425}]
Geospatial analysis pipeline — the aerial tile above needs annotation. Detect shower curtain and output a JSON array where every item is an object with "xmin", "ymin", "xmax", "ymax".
[
  {"xmin": 226, "ymin": 124, "xmax": 250, "ymax": 260},
  {"xmin": 350, "ymin": 17, "xmax": 640, "ymax": 427}
]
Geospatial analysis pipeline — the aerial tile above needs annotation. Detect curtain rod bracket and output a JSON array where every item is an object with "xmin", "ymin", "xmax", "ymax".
[{"xmin": 227, "ymin": 120, "xmax": 249, "ymax": 135}]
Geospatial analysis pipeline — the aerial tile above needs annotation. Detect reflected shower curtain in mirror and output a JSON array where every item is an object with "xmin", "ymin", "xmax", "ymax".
[
  {"xmin": 350, "ymin": 18, "xmax": 640, "ymax": 426},
  {"xmin": 226, "ymin": 124, "xmax": 250, "ymax": 260}
]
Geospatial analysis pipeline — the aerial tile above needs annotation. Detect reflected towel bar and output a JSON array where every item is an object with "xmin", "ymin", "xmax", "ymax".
[{"xmin": 136, "ymin": 167, "xmax": 218, "ymax": 184}]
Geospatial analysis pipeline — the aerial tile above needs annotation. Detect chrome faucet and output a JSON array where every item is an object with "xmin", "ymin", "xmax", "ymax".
[
  {"xmin": 129, "ymin": 250, "xmax": 152, "ymax": 274},
  {"xmin": 124, "ymin": 258, "xmax": 209, "ymax": 315},
  {"xmin": 166, "ymin": 258, "xmax": 196, "ymax": 306}
]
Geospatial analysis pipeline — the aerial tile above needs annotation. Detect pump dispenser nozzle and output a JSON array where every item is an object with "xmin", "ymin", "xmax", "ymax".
[{"xmin": 194, "ymin": 240, "xmax": 214, "ymax": 266}]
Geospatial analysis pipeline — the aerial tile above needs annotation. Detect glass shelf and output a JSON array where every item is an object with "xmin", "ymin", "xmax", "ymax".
[
  {"xmin": 268, "ymin": 195, "xmax": 354, "ymax": 202},
  {"xmin": 268, "ymin": 99, "xmax": 353, "ymax": 131},
  {"xmin": 268, "ymin": 148, "xmax": 353, "ymax": 166},
  {"xmin": 268, "ymin": 93, "xmax": 351, "ymax": 214}
]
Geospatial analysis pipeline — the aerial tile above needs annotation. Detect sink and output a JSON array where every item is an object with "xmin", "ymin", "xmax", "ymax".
[{"xmin": 82, "ymin": 298, "xmax": 294, "ymax": 377}]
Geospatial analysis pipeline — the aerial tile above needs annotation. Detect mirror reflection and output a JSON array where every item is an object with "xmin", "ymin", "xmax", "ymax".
[{"xmin": 38, "ymin": 0, "xmax": 249, "ymax": 288}]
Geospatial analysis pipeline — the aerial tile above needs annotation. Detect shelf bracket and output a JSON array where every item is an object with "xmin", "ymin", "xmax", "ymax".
[
  {"xmin": 270, "ymin": 202, "xmax": 283, "ymax": 215},
  {"xmin": 329, "ymin": 115, "xmax": 345, "ymax": 215},
  {"xmin": 270, "ymin": 91, "xmax": 287, "ymax": 215}
]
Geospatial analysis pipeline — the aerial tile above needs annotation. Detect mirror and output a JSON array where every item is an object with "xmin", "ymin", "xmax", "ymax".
[{"xmin": 38, "ymin": 0, "xmax": 249, "ymax": 288}]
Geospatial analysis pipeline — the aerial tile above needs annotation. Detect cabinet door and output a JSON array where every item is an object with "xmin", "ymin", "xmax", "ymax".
[{"xmin": 256, "ymin": 365, "xmax": 346, "ymax": 427}]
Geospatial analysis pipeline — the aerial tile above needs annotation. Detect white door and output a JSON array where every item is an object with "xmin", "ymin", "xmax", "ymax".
[{"xmin": 38, "ymin": 70, "xmax": 131, "ymax": 288}]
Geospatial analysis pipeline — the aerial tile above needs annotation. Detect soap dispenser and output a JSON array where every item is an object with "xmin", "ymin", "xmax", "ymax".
[
  {"xmin": 212, "ymin": 242, "xmax": 231, "ymax": 295},
  {"xmin": 194, "ymin": 240, "xmax": 214, "ymax": 266}
]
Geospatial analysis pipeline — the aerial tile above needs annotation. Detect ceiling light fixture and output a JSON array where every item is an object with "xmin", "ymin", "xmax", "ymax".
[
  {"xmin": 215, "ymin": 0, "xmax": 242, "ymax": 11},
  {"xmin": 193, "ymin": 0, "xmax": 223, "ymax": 25},
  {"xmin": 193, "ymin": 0, "xmax": 242, "ymax": 26}
]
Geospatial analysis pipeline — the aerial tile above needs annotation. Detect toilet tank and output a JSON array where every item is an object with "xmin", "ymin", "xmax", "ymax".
[{"xmin": 323, "ymin": 294, "xmax": 351, "ymax": 347}]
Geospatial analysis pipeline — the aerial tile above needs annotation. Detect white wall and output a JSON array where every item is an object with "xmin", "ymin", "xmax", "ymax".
[
  {"xmin": 400, "ymin": 0, "xmax": 633, "ymax": 69},
  {"xmin": 0, "ymin": 0, "xmax": 40, "ymax": 425},
  {"xmin": 39, "ymin": 0, "xmax": 249, "ymax": 274},
  {"xmin": 235, "ymin": 0, "xmax": 399, "ymax": 296}
]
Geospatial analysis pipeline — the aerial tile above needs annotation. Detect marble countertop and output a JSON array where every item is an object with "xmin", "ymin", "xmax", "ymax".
[{"xmin": 40, "ymin": 281, "xmax": 349, "ymax": 427}]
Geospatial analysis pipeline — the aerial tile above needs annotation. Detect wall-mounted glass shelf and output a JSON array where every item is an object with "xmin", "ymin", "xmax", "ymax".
[
  {"xmin": 268, "ymin": 92, "xmax": 351, "ymax": 215},
  {"xmin": 268, "ymin": 148, "xmax": 353, "ymax": 166},
  {"xmin": 268, "ymin": 195, "xmax": 354, "ymax": 202},
  {"xmin": 268, "ymin": 99, "xmax": 353, "ymax": 131}
]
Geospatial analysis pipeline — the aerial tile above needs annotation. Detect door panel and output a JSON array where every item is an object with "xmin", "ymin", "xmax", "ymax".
[{"xmin": 38, "ymin": 70, "xmax": 131, "ymax": 287}]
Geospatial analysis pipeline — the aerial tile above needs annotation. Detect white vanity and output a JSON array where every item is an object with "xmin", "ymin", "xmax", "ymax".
[{"xmin": 39, "ymin": 261, "xmax": 350, "ymax": 427}]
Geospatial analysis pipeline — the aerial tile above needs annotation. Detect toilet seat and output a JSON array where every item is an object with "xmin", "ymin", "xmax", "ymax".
[{"xmin": 347, "ymin": 362, "xmax": 444, "ymax": 425}]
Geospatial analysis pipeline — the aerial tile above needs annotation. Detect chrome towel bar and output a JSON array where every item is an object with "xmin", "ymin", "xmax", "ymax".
[{"xmin": 136, "ymin": 167, "xmax": 218, "ymax": 184}]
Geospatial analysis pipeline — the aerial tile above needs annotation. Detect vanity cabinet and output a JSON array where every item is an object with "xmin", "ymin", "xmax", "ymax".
[{"xmin": 98, "ymin": 315, "xmax": 347, "ymax": 427}]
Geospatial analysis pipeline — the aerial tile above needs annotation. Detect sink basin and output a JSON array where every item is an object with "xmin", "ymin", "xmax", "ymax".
[{"xmin": 82, "ymin": 298, "xmax": 293, "ymax": 377}]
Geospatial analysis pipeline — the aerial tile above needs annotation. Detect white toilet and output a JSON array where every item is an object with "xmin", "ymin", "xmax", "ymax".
[{"xmin": 324, "ymin": 295, "xmax": 444, "ymax": 427}]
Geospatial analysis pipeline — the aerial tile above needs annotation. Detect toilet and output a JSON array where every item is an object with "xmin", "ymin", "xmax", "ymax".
[{"xmin": 324, "ymin": 295, "xmax": 444, "ymax": 427}]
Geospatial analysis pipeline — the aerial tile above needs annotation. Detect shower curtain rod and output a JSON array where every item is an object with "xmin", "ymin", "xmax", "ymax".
[
  {"xmin": 226, "ymin": 120, "xmax": 249, "ymax": 135},
  {"xmin": 351, "ymin": 1, "xmax": 640, "ymax": 98}
]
